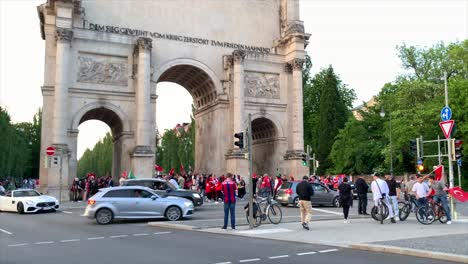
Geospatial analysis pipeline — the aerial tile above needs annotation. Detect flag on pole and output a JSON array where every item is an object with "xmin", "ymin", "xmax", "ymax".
[
  {"xmin": 128, "ymin": 171, "xmax": 136, "ymax": 179},
  {"xmin": 155, "ymin": 165, "xmax": 163, "ymax": 172},
  {"xmin": 180, "ymin": 164, "xmax": 186, "ymax": 176},
  {"xmin": 168, "ymin": 168, "xmax": 175, "ymax": 176},
  {"xmin": 434, "ymin": 165, "xmax": 444, "ymax": 181},
  {"xmin": 448, "ymin": 186, "xmax": 468, "ymax": 202}
]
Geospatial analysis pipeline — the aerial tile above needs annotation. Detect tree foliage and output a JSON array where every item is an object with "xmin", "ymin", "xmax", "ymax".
[{"xmin": 77, "ymin": 132, "xmax": 113, "ymax": 178}]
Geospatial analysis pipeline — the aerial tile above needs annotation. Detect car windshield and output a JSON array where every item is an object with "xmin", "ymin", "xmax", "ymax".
[{"xmin": 13, "ymin": 190, "xmax": 41, "ymax": 197}]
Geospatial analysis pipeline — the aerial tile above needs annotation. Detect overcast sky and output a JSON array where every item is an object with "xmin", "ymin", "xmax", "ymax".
[{"xmin": 0, "ymin": 0, "xmax": 466, "ymax": 158}]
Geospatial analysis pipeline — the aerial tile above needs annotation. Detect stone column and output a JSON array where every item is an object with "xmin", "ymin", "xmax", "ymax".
[
  {"xmin": 291, "ymin": 58, "xmax": 304, "ymax": 151},
  {"xmin": 53, "ymin": 28, "xmax": 73, "ymax": 145}
]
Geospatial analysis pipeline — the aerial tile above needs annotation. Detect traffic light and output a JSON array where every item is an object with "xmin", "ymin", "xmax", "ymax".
[
  {"xmin": 301, "ymin": 153, "xmax": 308, "ymax": 166},
  {"xmin": 51, "ymin": 156, "xmax": 61, "ymax": 168},
  {"xmin": 455, "ymin": 140, "xmax": 464, "ymax": 160},
  {"xmin": 416, "ymin": 158, "xmax": 425, "ymax": 172},
  {"xmin": 234, "ymin": 132, "xmax": 244, "ymax": 149},
  {"xmin": 410, "ymin": 140, "xmax": 417, "ymax": 152}
]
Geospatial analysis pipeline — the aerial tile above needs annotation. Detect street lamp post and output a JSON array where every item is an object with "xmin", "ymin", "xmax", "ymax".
[{"xmin": 380, "ymin": 107, "xmax": 394, "ymax": 177}]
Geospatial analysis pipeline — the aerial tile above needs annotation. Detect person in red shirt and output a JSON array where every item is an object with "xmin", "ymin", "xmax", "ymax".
[
  {"xmin": 221, "ymin": 173, "xmax": 237, "ymax": 230},
  {"xmin": 205, "ymin": 175, "xmax": 213, "ymax": 202},
  {"xmin": 215, "ymin": 176, "xmax": 223, "ymax": 203},
  {"xmin": 273, "ymin": 175, "xmax": 283, "ymax": 199}
]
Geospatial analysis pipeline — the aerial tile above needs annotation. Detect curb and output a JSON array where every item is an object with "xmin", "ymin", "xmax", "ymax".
[
  {"xmin": 350, "ymin": 244, "xmax": 468, "ymax": 263},
  {"xmin": 148, "ymin": 222, "xmax": 201, "ymax": 231}
]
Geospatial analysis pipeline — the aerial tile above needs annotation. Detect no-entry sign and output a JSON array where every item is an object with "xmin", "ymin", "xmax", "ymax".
[{"xmin": 46, "ymin": 146, "xmax": 55, "ymax": 156}]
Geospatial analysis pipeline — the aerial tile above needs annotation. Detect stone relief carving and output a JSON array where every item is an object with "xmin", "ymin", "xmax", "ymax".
[
  {"xmin": 77, "ymin": 55, "xmax": 128, "ymax": 86},
  {"xmin": 245, "ymin": 72, "xmax": 280, "ymax": 99}
]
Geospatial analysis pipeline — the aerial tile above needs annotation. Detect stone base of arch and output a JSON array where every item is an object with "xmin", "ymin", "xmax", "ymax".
[
  {"xmin": 39, "ymin": 144, "xmax": 71, "ymax": 202},
  {"xmin": 131, "ymin": 146, "xmax": 155, "ymax": 178}
]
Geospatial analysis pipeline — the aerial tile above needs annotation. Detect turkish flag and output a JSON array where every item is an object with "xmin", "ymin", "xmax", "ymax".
[
  {"xmin": 168, "ymin": 168, "xmax": 174, "ymax": 176},
  {"xmin": 154, "ymin": 165, "xmax": 163, "ymax": 172},
  {"xmin": 448, "ymin": 186, "xmax": 468, "ymax": 202},
  {"xmin": 434, "ymin": 165, "xmax": 443, "ymax": 181}
]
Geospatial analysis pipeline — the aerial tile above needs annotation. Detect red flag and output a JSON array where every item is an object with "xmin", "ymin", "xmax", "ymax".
[
  {"xmin": 180, "ymin": 164, "xmax": 186, "ymax": 176},
  {"xmin": 155, "ymin": 165, "xmax": 163, "ymax": 172},
  {"xmin": 434, "ymin": 165, "xmax": 443, "ymax": 181},
  {"xmin": 168, "ymin": 168, "xmax": 174, "ymax": 176},
  {"xmin": 448, "ymin": 186, "xmax": 468, "ymax": 202}
]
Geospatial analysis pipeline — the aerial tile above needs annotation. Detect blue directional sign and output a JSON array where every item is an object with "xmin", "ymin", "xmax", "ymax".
[
  {"xmin": 458, "ymin": 159, "xmax": 462, "ymax": 167},
  {"xmin": 440, "ymin": 106, "xmax": 452, "ymax": 121},
  {"xmin": 417, "ymin": 159, "xmax": 423, "ymax": 165}
]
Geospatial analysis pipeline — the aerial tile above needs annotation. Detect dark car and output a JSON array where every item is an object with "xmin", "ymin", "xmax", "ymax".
[
  {"xmin": 122, "ymin": 178, "xmax": 203, "ymax": 207},
  {"xmin": 276, "ymin": 181, "xmax": 340, "ymax": 208}
]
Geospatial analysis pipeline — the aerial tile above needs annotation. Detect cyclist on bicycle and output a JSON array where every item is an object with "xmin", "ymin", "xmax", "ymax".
[
  {"xmin": 428, "ymin": 175, "xmax": 452, "ymax": 224},
  {"xmin": 412, "ymin": 175, "xmax": 431, "ymax": 218},
  {"xmin": 371, "ymin": 173, "xmax": 396, "ymax": 223}
]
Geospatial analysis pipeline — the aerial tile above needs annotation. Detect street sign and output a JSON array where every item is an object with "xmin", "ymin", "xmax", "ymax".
[
  {"xmin": 440, "ymin": 106, "xmax": 452, "ymax": 121},
  {"xmin": 417, "ymin": 159, "xmax": 423, "ymax": 165},
  {"xmin": 46, "ymin": 146, "xmax": 55, "ymax": 156},
  {"xmin": 439, "ymin": 120, "xmax": 454, "ymax": 139},
  {"xmin": 457, "ymin": 159, "xmax": 462, "ymax": 167}
]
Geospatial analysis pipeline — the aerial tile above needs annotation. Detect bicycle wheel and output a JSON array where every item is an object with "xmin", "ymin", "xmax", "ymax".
[
  {"xmin": 379, "ymin": 204, "xmax": 385, "ymax": 224},
  {"xmin": 245, "ymin": 203, "xmax": 262, "ymax": 227},
  {"xmin": 416, "ymin": 205, "xmax": 435, "ymax": 225},
  {"xmin": 398, "ymin": 202, "xmax": 410, "ymax": 221},
  {"xmin": 267, "ymin": 204, "xmax": 282, "ymax": 224},
  {"xmin": 434, "ymin": 204, "xmax": 448, "ymax": 224},
  {"xmin": 371, "ymin": 203, "xmax": 389, "ymax": 222}
]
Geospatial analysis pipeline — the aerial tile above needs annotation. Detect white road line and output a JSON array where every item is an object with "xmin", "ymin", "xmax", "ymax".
[
  {"xmin": 268, "ymin": 255, "xmax": 289, "ymax": 259},
  {"xmin": 35, "ymin": 241, "xmax": 54, "ymax": 245},
  {"xmin": 8, "ymin": 243, "xmax": 28, "ymax": 247},
  {"xmin": 312, "ymin": 208, "xmax": 343, "ymax": 216},
  {"xmin": 61, "ymin": 211, "xmax": 73, "ymax": 214},
  {"xmin": 87, "ymin": 237, "xmax": 105, "ymax": 240},
  {"xmin": 319, "ymin": 249, "xmax": 338, "ymax": 253},
  {"xmin": 133, "ymin": 233, "xmax": 149, "ymax": 236},
  {"xmin": 110, "ymin": 235, "xmax": 128, "ymax": 238},
  {"xmin": 239, "ymin": 258, "xmax": 261, "ymax": 263},
  {"xmin": 297, "ymin": 251, "xmax": 317, "ymax": 256},
  {"xmin": 213, "ymin": 262, "xmax": 232, "ymax": 264},
  {"xmin": 0, "ymin": 228, "xmax": 12, "ymax": 235},
  {"xmin": 153, "ymin": 231, "xmax": 171, "ymax": 235},
  {"xmin": 60, "ymin": 239, "xmax": 80, "ymax": 243}
]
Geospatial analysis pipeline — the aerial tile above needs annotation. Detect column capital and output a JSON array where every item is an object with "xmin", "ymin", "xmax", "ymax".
[
  {"xmin": 284, "ymin": 62, "xmax": 293, "ymax": 73},
  {"xmin": 232, "ymin": 50, "xmax": 246, "ymax": 64},
  {"xmin": 288, "ymin": 58, "xmax": 304, "ymax": 71},
  {"xmin": 55, "ymin": 28, "xmax": 73, "ymax": 42},
  {"xmin": 136, "ymin": 37, "xmax": 153, "ymax": 52}
]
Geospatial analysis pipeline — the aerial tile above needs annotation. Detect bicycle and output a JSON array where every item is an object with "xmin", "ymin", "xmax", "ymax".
[
  {"xmin": 371, "ymin": 196, "xmax": 389, "ymax": 224},
  {"xmin": 398, "ymin": 193, "xmax": 418, "ymax": 221},
  {"xmin": 427, "ymin": 196, "xmax": 448, "ymax": 224},
  {"xmin": 245, "ymin": 195, "xmax": 282, "ymax": 227}
]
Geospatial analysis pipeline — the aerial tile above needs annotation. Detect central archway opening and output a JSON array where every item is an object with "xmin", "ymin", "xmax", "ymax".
[
  {"xmin": 156, "ymin": 64, "xmax": 219, "ymax": 175},
  {"xmin": 251, "ymin": 117, "xmax": 278, "ymax": 176}
]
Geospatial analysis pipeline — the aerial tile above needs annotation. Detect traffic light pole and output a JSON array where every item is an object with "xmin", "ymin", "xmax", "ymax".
[{"xmin": 247, "ymin": 113, "xmax": 254, "ymax": 229}]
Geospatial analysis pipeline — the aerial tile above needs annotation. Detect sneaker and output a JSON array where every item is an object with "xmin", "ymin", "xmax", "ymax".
[
  {"xmin": 302, "ymin": 223, "xmax": 309, "ymax": 230},
  {"xmin": 215, "ymin": 201, "xmax": 219, "ymax": 204},
  {"xmin": 221, "ymin": 227, "xmax": 227, "ymax": 231},
  {"xmin": 447, "ymin": 221, "xmax": 452, "ymax": 225},
  {"xmin": 344, "ymin": 219, "xmax": 348, "ymax": 224},
  {"xmin": 390, "ymin": 217, "xmax": 396, "ymax": 223}
]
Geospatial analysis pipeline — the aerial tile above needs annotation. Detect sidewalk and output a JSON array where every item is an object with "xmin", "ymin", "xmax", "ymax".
[{"xmin": 160, "ymin": 216, "xmax": 468, "ymax": 263}]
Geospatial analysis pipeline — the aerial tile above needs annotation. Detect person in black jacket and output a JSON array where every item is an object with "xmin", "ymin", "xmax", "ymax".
[
  {"xmin": 355, "ymin": 176, "xmax": 369, "ymax": 215},
  {"xmin": 338, "ymin": 177, "xmax": 353, "ymax": 223},
  {"xmin": 296, "ymin": 176, "xmax": 314, "ymax": 230}
]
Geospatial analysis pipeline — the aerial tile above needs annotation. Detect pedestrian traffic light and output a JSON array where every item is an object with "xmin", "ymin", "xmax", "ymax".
[
  {"xmin": 410, "ymin": 139, "xmax": 417, "ymax": 153},
  {"xmin": 302, "ymin": 153, "xmax": 308, "ymax": 166},
  {"xmin": 455, "ymin": 140, "xmax": 464, "ymax": 160},
  {"xmin": 234, "ymin": 132, "xmax": 244, "ymax": 149}
]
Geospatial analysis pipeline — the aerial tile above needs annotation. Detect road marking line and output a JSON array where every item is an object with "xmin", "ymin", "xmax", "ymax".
[
  {"xmin": 236, "ymin": 228, "xmax": 291, "ymax": 235},
  {"xmin": 297, "ymin": 251, "xmax": 317, "ymax": 256},
  {"xmin": 312, "ymin": 208, "xmax": 343, "ymax": 216},
  {"xmin": 60, "ymin": 239, "xmax": 80, "ymax": 243},
  {"xmin": 319, "ymin": 249, "xmax": 338, "ymax": 253},
  {"xmin": 239, "ymin": 258, "xmax": 261, "ymax": 263},
  {"xmin": 61, "ymin": 211, "xmax": 73, "ymax": 214},
  {"xmin": 268, "ymin": 255, "xmax": 289, "ymax": 259},
  {"xmin": 35, "ymin": 241, "xmax": 54, "ymax": 245},
  {"xmin": 133, "ymin": 233, "xmax": 149, "ymax": 236},
  {"xmin": 110, "ymin": 235, "xmax": 128, "ymax": 238},
  {"xmin": 8, "ymin": 243, "xmax": 28, "ymax": 247},
  {"xmin": 87, "ymin": 237, "xmax": 105, "ymax": 240},
  {"xmin": 0, "ymin": 228, "xmax": 12, "ymax": 235},
  {"xmin": 213, "ymin": 262, "xmax": 232, "ymax": 264},
  {"xmin": 153, "ymin": 231, "xmax": 171, "ymax": 235}
]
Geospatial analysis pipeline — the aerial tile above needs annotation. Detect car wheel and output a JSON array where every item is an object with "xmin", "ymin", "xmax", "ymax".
[
  {"xmin": 17, "ymin": 203, "xmax": 25, "ymax": 214},
  {"xmin": 293, "ymin": 197, "xmax": 300, "ymax": 208},
  {"xmin": 95, "ymin": 208, "xmax": 113, "ymax": 225},
  {"xmin": 165, "ymin": 206, "xmax": 182, "ymax": 221},
  {"xmin": 333, "ymin": 197, "xmax": 340, "ymax": 208}
]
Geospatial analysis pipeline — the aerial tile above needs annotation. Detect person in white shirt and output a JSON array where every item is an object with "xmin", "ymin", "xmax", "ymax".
[
  {"xmin": 169, "ymin": 176, "xmax": 179, "ymax": 189},
  {"xmin": 412, "ymin": 175, "xmax": 430, "ymax": 207},
  {"xmin": 371, "ymin": 173, "xmax": 395, "ymax": 223}
]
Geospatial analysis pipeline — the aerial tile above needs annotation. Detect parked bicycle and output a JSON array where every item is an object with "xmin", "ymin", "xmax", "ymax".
[
  {"xmin": 398, "ymin": 193, "xmax": 418, "ymax": 221},
  {"xmin": 371, "ymin": 195, "xmax": 389, "ymax": 224},
  {"xmin": 245, "ymin": 195, "xmax": 282, "ymax": 227}
]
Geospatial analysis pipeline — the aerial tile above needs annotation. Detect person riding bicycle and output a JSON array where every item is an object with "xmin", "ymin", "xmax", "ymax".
[
  {"xmin": 412, "ymin": 174, "xmax": 431, "ymax": 219},
  {"xmin": 428, "ymin": 175, "xmax": 452, "ymax": 225},
  {"xmin": 371, "ymin": 173, "xmax": 396, "ymax": 223}
]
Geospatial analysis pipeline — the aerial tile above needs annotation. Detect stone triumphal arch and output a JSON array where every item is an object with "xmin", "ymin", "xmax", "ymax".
[{"xmin": 38, "ymin": 0, "xmax": 310, "ymax": 199}]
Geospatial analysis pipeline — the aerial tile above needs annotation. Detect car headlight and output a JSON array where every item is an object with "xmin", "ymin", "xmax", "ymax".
[
  {"xmin": 193, "ymin": 193, "xmax": 201, "ymax": 199},
  {"xmin": 184, "ymin": 201, "xmax": 193, "ymax": 207},
  {"xmin": 25, "ymin": 200, "xmax": 34, "ymax": 205}
]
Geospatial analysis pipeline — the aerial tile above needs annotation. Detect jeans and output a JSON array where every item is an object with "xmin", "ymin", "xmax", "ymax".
[
  {"xmin": 415, "ymin": 197, "xmax": 428, "ymax": 220},
  {"xmin": 223, "ymin": 202, "xmax": 236, "ymax": 229},
  {"xmin": 433, "ymin": 194, "xmax": 452, "ymax": 221},
  {"xmin": 342, "ymin": 204, "xmax": 350, "ymax": 219},
  {"xmin": 388, "ymin": 195, "xmax": 399, "ymax": 217},
  {"xmin": 358, "ymin": 193, "xmax": 368, "ymax": 214}
]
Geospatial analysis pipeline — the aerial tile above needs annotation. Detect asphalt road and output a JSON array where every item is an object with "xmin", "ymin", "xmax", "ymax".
[{"xmin": 0, "ymin": 206, "xmax": 462, "ymax": 264}]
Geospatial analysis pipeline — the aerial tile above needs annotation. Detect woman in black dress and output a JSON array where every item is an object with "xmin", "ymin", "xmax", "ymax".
[{"xmin": 338, "ymin": 177, "xmax": 353, "ymax": 223}]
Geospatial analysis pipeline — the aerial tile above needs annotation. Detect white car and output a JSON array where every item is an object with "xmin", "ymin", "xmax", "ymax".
[{"xmin": 0, "ymin": 189, "xmax": 59, "ymax": 214}]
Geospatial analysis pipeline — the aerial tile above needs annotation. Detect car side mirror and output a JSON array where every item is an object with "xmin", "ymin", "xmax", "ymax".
[{"xmin": 151, "ymin": 195, "xmax": 157, "ymax": 200}]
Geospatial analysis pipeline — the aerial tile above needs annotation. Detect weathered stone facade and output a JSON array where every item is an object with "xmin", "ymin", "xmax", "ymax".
[{"xmin": 37, "ymin": 0, "xmax": 310, "ymax": 200}]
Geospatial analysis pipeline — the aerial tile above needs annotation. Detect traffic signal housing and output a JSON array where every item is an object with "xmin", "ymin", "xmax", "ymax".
[
  {"xmin": 410, "ymin": 140, "xmax": 417, "ymax": 153},
  {"xmin": 234, "ymin": 132, "xmax": 244, "ymax": 149},
  {"xmin": 301, "ymin": 153, "xmax": 308, "ymax": 166},
  {"xmin": 455, "ymin": 140, "xmax": 464, "ymax": 160}
]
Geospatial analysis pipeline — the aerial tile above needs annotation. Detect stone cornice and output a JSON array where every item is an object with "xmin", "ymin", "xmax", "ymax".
[
  {"xmin": 232, "ymin": 50, "xmax": 247, "ymax": 64},
  {"xmin": 135, "ymin": 37, "xmax": 152, "ymax": 53},
  {"xmin": 55, "ymin": 28, "xmax": 73, "ymax": 42},
  {"xmin": 289, "ymin": 58, "xmax": 304, "ymax": 71}
]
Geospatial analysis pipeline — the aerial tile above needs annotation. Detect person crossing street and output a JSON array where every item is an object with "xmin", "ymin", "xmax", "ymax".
[{"xmin": 296, "ymin": 175, "xmax": 314, "ymax": 230}]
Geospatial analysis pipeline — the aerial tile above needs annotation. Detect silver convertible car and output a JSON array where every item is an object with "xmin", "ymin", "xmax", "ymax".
[
  {"xmin": 83, "ymin": 186, "xmax": 194, "ymax": 224},
  {"xmin": 0, "ymin": 189, "xmax": 59, "ymax": 214}
]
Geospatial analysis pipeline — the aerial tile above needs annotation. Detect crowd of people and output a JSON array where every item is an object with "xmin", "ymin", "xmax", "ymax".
[{"xmin": 0, "ymin": 178, "xmax": 38, "ymax": 194}]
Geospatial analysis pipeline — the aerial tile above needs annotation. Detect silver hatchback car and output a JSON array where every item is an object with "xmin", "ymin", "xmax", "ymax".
[{"xmin": 84, "ymin": 186, "xmax": 194, "ymax": 224}]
